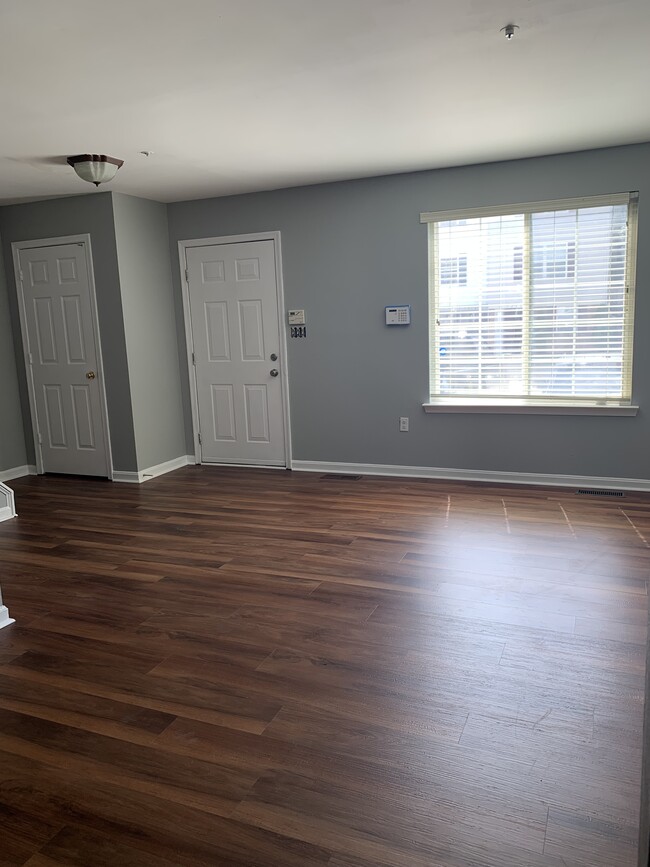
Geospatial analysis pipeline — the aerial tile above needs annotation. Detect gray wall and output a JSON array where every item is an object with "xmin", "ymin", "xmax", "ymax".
[
  {"xmin": 168, "ymin": 143, "xmax": 650, "ymax": 481},
  {"xmin": 0, "ymin": 193, "xmax": 138, "ymax": 472},
  {"xmin": 0, "ymin": 239, "xmax": 28, "ymax": 473},
  {"xmin": 112, "ymin": 194, "xmax": 186, "ymax": 470}
]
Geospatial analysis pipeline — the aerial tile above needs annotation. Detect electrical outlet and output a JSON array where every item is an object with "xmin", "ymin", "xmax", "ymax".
[{"xmin": 399, "ymin": 417, "xmax": 409, "ymax": 432}]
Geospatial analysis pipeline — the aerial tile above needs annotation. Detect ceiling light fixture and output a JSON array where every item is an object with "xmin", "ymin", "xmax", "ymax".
[
  {"xmin": 500, "ymin": 23, "xmax": 519, "ymax": 40},
  {"xmin": 66, "ymin": 154, "xmax": 124, "ymax": 187}
]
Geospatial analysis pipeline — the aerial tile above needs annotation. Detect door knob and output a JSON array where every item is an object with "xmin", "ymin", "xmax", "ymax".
[
  {"xmin": 270, "ymin": 353, "xmax": 278, "ymax": 361},
  {"xmin": 86, "ymin": 371, "xmax": 96, "ymax": 380},
  {"xmin": 270, "ymin": 369, "xmax": 279, "ymax": 377}
]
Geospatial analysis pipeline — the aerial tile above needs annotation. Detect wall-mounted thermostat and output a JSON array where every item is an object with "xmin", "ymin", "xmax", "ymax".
[
  {"xmin": 288, "ymin": 309, "xmax": 306, "ymax": 325},
  {"xmin": 385, "ymin": 305, "xmax": 411, "ymax": 325}
]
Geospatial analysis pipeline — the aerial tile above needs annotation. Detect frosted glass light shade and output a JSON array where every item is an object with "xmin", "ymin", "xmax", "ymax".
[{"xmin": 67, "ymin": 154, "xmax": 124, "ymax": 186}]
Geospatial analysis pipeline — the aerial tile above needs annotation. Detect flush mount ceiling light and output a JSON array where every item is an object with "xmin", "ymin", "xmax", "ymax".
[
  {"xmin": 66, "ymin": 154, "xmax": 124, "ymax": 187},
  {"xmin": 500, "ymin": 23, "xmax": 519, "ymax": 40}
]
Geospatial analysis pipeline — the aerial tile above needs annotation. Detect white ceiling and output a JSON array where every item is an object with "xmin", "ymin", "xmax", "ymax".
[{"xmin": 1, "ymin": 0, "xmax": 649, "ymax": 205}]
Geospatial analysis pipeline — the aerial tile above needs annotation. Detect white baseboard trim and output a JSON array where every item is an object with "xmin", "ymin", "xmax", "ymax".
[
  {"xmin": 200, "ymin": 461, "xmax": 286, "ymax": 470},
  {"xmin": 0, "ymin": 606, "xmax": 15, "ymax": 629},
  {"xmin": 111, "ymin": 471, "xmax": 140, "ymax": 483},
  {"xmin": 113, "ymin": 455, "xmax": 195, "ymax": 484},
  {"xmin": 291, "ymin": 460, "xmax": 650, "ymax": 492},
  {"xmin": 0, "ymin": 464, "xmax": 36, "ymax": 483}
]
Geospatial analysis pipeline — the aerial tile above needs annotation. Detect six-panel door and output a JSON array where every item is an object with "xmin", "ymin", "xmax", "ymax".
[
  {"xmin": 19, "ymin": 243, "xmax": 109, "ymax": 477},
  {"xmin": 186, "ymin": 240, "xmax": 286, "ymax": 465}
]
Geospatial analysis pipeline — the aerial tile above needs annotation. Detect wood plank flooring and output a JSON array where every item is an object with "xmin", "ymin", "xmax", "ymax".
[{"xmin": 0, "ymin": 466, "xmax": 646, "ymax": 866}]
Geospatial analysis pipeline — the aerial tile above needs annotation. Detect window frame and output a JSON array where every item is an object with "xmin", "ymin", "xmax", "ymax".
[{"xmin": 421, "ymin": 193, "xmax": 639, "ymax": 414}]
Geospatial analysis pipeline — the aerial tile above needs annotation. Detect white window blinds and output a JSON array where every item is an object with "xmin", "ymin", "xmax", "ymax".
[{"xmin": 422, "ymin": 194, "xmax": 638, "ymax": 404}]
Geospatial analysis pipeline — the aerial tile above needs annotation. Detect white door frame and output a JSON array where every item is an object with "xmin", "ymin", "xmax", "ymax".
[
  {"xmin": 11, "ymin": 234, "xmax": 114, "ymax": 479},
  {"xmin": 178, "ymin": 231, "xmax": 292, "ymax": 469}
]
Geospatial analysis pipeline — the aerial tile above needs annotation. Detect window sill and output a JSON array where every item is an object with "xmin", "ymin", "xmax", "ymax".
[{"xmin": 422, "ymin": 400, "xmax": 638, "ymax": 416}]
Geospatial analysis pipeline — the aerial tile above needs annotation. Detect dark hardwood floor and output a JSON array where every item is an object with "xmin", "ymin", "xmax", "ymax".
[{"xmin": 0, "ymin": 466, "xmax": 647, "ymax": 866}]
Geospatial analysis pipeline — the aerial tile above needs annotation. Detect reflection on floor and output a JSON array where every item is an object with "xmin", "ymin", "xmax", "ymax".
[{"xmin": 0, "ymin": 467, "xmax": 646, "ymax": 866}]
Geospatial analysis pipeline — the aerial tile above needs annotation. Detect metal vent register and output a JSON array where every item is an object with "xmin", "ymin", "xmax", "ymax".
[{"xmin": 575, "ymin": 489, "xmax": 625, "ymax": 498}]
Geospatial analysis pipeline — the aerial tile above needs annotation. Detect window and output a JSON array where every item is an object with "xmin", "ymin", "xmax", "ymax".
[
  {"xmin": 535, "ymin": 240, "xmax": 576, "ymax": 281},
  {"xmin": 513, "ymin": 246, "xmax": 523, "ymax": 282},
  {"xmin": 421, "ymin": 193, "xmax": 638, "ymax": 406},
  {"xmin": 440, "ymin": 255, "xmax": 467, "ymax": 286}
]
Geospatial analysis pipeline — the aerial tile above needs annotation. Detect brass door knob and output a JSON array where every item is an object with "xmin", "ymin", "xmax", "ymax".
[{"xmin": 86, "ymin": 371, "xmax": 96, "ymax": 380}]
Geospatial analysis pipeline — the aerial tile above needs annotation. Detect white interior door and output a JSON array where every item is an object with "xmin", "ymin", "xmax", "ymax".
[
  {"xmin": 18, "ymin": 242, "xmax": 110, "ymax": 477},
  {"xmin": 186, "ymin": 239, "xmax": 286, "ymax": 466}
]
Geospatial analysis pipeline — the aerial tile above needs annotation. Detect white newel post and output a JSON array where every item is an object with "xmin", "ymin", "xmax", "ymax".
[
  {"xmin": 0, "ymin": 481, "xmax": 16, "ymax": 627},
  {"xmin": 0, "ymin": 481, "xmax": 16, "ymax": 523},
  {"xmin": 0, "ymin": 585, "xmax": 14, "ymax": 630}
]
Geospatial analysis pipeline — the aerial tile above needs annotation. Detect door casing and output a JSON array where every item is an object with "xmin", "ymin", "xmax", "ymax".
[
  {"xmin": 12, "ymin": 234, "xmax": 113, "ymax": 478},
  {"xmin": 179, "ymin": 231, "xmax": 292, "ymax": 469}
]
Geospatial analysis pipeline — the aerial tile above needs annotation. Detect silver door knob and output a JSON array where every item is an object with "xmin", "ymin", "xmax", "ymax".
[
  {"xmin": 270, "ymin": 369, "xmax": 279, "ymax": 377},
  {"xmin": 86, "ymin": 371, "xmax": 96, "ymax": 380}
]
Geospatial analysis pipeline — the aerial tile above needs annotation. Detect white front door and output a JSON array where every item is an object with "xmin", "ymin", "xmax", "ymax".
[
  {"xmin": 186, "ymin": 239, "xmax": 286, "ymax": 466},
  {"xmin": 18, "ymin": 242, "xmax": 110, "ymax": 477}
]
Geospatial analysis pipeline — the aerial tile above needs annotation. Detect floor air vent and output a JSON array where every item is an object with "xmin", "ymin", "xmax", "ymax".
[
  {"xmin": 576, "ymin": 489, "xmax": 625, "ymax": 497},
  {"xmin": 321, "ymin": 474, "xmax": 362, "ymax": 481}
]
